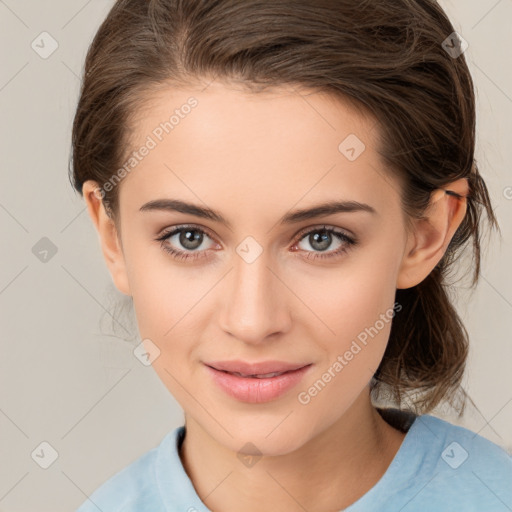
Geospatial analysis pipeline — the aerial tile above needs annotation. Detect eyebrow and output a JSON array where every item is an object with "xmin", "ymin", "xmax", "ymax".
[{"xmin": 139, "ymin": 198, "xmax": 377, "ymax": 228}]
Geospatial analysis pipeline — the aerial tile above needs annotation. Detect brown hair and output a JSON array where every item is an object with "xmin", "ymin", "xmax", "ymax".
[{"xmin": 69, "ymin": 0, "xmax": 500, "ymax": 414}]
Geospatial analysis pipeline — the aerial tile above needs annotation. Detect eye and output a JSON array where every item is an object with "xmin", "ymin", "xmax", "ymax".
[
  {"xmin": 155, "ymin": 225, "xmax": 219, "ymax": 262},
  {"xmin": 292, "ymin": 225, "xmax": 357, "ymax": 260},
  {"xmin": 155, "ymin": 224, "xmax": 357, "ymax": 263}
]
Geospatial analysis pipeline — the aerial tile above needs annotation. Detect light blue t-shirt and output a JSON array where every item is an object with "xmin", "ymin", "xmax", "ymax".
[{"xmin": 76, "ymin": 413, "xmax": 512, "ymax": 511}]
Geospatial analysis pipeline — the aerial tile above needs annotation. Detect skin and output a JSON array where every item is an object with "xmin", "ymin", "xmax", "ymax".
[{"xmin": 83, "ymin": 80, "xmax": 468, "ymax": 511}]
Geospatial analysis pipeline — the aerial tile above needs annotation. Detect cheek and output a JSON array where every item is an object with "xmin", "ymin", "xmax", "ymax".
[
  {"xmin": 125, "ymin": 245, "xmax": 212, "ymax": 389},
  {"xmin": 127, "ymin": 257, "xmax": 205, "ymax": 406},
  {"xmin": 292, "ymin": 245, "xmax": 400, "ymax": 394},
  {"xmin": 292, "ymin": 246, "xmax": 400, "ymax": 343},
  {"xmin": 296, "ymin": 281, "xmax": 397, "ymax": 423},
  {"xmin": 125, "ymin": 239, "xmax": 205, "ymax": 337}
]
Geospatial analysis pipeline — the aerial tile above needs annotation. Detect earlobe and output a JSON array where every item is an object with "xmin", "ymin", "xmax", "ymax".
[
  {"xmin": 396, "ymin": 178, "xmax": 469, "ymax": 290},
  {"xmin": 82, "ymin": 181, "xmax": 131, "ymax": 296}
]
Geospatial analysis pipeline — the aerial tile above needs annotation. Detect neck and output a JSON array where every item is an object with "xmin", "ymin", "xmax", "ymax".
[{"xmin": 179, "ymin": 391, "xmax": 406, "ymax": 511}]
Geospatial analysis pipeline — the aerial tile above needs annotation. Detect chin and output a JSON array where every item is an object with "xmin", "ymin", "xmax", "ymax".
[{"xmin": 212, "ymin": 415, "xmax": 317, "ymax": 458}]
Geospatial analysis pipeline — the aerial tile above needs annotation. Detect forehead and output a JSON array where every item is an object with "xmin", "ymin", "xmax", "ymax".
[{"xmin": 118, "ymin": 81, "xmax": 401, "ymax": 220}]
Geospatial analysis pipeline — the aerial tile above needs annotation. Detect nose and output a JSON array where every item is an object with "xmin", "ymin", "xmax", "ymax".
[{"xmin": 218, "ymin": 249, "xmax": 292, "ymax": 344}]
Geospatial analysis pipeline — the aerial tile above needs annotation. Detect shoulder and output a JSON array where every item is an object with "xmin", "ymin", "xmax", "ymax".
[
  {"xmin": 405, "ymin": 414, "xmax": 512, "ymax": 510},
  {"xmin": 75, "ymin": 429, "xmax": 178, "ymax": 512},
  {"xmin": 416, "ymin": 414, "xmax": 512, "ymax": 470}
]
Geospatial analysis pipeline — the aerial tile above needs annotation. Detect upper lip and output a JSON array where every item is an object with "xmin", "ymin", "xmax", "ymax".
[{"xmin": 206, "ymin": 360, "xmax": 310, "ymax": 375}]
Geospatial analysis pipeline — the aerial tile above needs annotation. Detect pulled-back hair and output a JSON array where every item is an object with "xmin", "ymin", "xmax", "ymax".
[{"xmin": 69, "ymin": 0, "xmax": 500, "ymax": 414}]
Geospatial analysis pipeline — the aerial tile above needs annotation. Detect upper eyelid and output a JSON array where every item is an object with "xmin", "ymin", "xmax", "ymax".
[
  {"xmin": 157, "ymin": 223, "xmax": 216, "ymax": 239},
  {"xmin": 294, "ymin": 224, "xmax": 353, "ymax": 240}
]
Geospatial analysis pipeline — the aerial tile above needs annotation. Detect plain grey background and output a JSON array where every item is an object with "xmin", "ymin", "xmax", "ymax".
[{"xmin": 1, "ymin": 1, "xmax": 511, "ymax": 511}]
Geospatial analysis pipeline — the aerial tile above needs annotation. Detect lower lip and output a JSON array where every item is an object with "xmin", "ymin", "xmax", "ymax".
[{"xmin": 205, "ymin": 364, "xmax": 312, "ymax": 403}]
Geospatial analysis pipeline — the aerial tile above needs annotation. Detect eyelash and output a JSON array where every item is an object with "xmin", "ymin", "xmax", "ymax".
[{"xmin": 155, "ymin": 224, "xmax": 357, "ymax": 262}]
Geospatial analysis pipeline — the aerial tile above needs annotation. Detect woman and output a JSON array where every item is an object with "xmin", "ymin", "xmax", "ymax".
[{"xmin": 71, "ymin": 0, "xmax": 512, "ymax": 510}]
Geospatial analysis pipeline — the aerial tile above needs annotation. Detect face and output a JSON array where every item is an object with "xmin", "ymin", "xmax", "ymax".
[{"xmin": 100, "ymin": 81, "xmax": 413, "ymax": 455}]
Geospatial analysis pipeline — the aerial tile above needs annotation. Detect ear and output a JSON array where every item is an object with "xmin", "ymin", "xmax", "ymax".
[
  {"xmin": 82, "ymin": 180, "xmax": 131, "ymax": 296},
  {"xmin": 396, "ymin": 178, "xmax": 469, "ymax": 289}
]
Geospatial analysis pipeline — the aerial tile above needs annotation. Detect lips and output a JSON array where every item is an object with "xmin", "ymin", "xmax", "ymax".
[{"xmin": 204, "ymin": 360, "xmax": 312, "ymax": 403}]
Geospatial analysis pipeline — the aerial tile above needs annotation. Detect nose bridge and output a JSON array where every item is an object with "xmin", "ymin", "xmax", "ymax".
[{"xmin": 218, "ymin": 246, "xmax": 290, "ymax": 343}]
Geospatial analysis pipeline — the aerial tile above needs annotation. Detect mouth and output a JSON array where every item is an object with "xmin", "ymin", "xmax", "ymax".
[
  {"xmin": 206, "ymin": 359, "xmax": 309, "ymax": 375},
  {"xmin": 216, "ymin": 370, "xmax": 291, "ymax": 379},
  {"xmin": 204, "ymin": 360, "xmax": 312, "ymax": 403}
]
